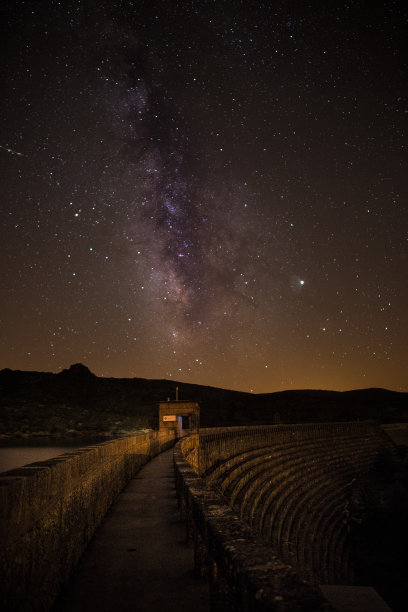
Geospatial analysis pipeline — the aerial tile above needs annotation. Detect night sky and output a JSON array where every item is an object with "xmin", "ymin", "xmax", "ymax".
[{"xmin": 1, "ymin": 1, "xmax": 407, "ymax": 393}]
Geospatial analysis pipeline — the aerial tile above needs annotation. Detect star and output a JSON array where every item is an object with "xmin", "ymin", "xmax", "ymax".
[{"xmin": 0, "ymin": 0, "xmax": 406, "ymax": 393}]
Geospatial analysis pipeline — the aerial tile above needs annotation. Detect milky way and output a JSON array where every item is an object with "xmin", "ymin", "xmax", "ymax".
[{"xmin": 1, "ymin": 1, "xmax": 407, "ymax": 392}]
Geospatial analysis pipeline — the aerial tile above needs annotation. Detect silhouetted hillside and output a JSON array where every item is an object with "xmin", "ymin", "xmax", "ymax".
[{"xmin": 0, "ymin": 365, "xmax": 407, "ymax": 437}]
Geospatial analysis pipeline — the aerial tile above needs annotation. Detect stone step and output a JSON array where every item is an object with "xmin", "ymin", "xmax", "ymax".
[{"xmin": 319, "ymin": 585, "xmax": 393, "ymax": 612}]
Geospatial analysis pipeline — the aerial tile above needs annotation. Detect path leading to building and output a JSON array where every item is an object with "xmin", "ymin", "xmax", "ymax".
[{"xmin": 54, "ymin": 448, "xmax": 210, "ymax": 612}]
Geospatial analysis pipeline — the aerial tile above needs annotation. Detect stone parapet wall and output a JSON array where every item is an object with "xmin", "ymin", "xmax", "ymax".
[
  {"xmin": 181, "ymin": 431, "xmax": 199, "ymax": 469},
  {"xmin": 197, "ymin": 421, "xmax": 380, "ymax": 474},
  {"xmin": 0, "ymin": 430, "xmax": 175, "ymax": 611},
  {"xmin": 202, "ymin": 423, "xmax": 394, "ymax": 586},
  {"xmin": 174, "ymin": 438, "xmax": 335, "ymax": 611}
]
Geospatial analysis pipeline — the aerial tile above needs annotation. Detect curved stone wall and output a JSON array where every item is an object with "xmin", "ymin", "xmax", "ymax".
[
  {"xmin": 0, "ymin": 430, "xmax": 175, "ymax": 611},
  {"xmin": 196, "ymin": 421, "xmax": 384, "ymax": 474},
  {"xmin": 202, "ymin": 422, "xmax": 394, "ymax": 586},
  {"xmin": 174, "ymin": 437, "xmax": 335, "ymax": 611},
  {"xmin": 175, "ymin": 422, "xmax": 396, "ymax": 610}
]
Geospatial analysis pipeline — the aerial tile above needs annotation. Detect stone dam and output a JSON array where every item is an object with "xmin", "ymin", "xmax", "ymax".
[{"xmin": 0, "ymin": 414, "xmax": 405, "ymax": 611}]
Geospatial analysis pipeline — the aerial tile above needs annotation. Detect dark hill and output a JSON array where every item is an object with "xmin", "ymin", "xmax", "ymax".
[{"xmin": 0, "ymin": 365, "xmax": 407, "ymax": 437}]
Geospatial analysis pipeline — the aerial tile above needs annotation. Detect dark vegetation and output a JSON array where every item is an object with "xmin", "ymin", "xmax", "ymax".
[{"xmin": 1, "ymin": 363, "xmax": 407, "ymax": 437}]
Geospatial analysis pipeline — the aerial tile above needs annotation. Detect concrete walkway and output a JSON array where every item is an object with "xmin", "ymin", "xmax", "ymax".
[{"xmin": 54, "ymin": 448, "xmax": 210, "ymax": 612}]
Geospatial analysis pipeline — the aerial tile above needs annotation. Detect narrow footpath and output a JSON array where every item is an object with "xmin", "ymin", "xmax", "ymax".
[{"xmin": 54, "ymin": 448, "xmax": 210, "ymax": 612}]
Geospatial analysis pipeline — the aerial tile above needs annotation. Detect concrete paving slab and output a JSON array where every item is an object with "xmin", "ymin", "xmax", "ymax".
[{"xmin": 53, "ymin": 449, "xmax": 210, "ymax": 612}]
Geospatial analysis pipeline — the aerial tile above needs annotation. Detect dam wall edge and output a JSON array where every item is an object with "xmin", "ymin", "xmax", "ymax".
[{"xmin": 196, "ymin": 421, "xmax": 381, "ymax": 473}]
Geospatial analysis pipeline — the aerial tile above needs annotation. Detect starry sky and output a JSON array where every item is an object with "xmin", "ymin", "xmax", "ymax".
[{"xmin": 1, "ymin": 0, "xmax": 407, "ymax": 393}]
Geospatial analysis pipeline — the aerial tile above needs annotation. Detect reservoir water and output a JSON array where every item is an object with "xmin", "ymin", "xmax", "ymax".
[{"xmin": 0, "ymin": 436, "xmax": 114, "ymax": 474}]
